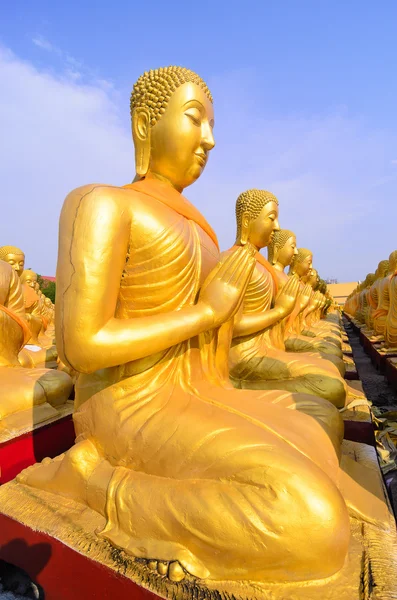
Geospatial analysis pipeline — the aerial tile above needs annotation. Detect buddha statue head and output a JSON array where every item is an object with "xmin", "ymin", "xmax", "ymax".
[
  {"xmin": 267, "ymin": 229, "xmax": 298, "ymax": 267},
  {"xmin": 319, "ymin": 279, "xmax": 328, "ymax": 294},
  {"xmin": 307, "ymin": 268, "xmax": 320, "ymax": 289},
  {"xmin": 364, "ymin": 273, "xmax": 376, "ymax": 288},
  {"xmin": 388, "ymin": 251, "xmax": 397, "ymax": 274},
  {"xmin": 130, "ymin": 66, "xmax": 214, "ymax": 192},
  {"xmin": 234, "ymin": 189, "xmax": 280, "ymax": 250},
  {"xmin": 289, "ymin": 248, "xmax": 313, "ymax": 279},
  {"xmin": 0, "ymin": 246, "xmax": 25, "ymax": 277},
  {"xmin": 20, "ymin": 270, "xmax": 38, "ymax": 289},
  {"xmin": 375, "ymin": 260, "xmax": 389, "ymax": 279}
]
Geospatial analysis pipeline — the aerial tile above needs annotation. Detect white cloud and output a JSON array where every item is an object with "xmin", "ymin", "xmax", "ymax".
[
  {"xmin": 1, "ymin": 50, "xmax": 396, "ymax": 282},
  {"xmin": 32, "ymin": 36, "xmax": 56, "ymax": 53}
]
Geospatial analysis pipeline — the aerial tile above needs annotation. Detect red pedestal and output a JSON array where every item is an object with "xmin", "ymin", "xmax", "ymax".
[
  {"xmin": 0, "ymin": 415, "xmax": 75, "ymax": 484},
  {"xmin": 343, "ymin": 420, "xmax": 376, "ymax": 447},
  {"xmin": 0, "ymin": 513, "xmax": 160, "ymax": 600}
]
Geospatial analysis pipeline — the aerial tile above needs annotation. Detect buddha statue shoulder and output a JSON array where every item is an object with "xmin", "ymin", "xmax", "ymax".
[
  {"xmin": 0, "ymin": 260, "xmax": 73, "ymax": 441},
  {"xmin": 18, "ymin": 65, "xmax": 359, "ymax": 587},
  {"xmin": 224, "ymin": 190, "xmax": 349, "ymax": 408}
]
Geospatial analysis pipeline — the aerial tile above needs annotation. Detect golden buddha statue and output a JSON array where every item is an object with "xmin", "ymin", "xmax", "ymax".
[
  {"xmin": 364, "ymin": 260, "xmax": 389, "ymax": 337},
  {"xmin": 20, "ymin": 269, "xmax": 54, "ymax": 349},
  {"xmin": 226, "ymin": 189, "xmax": 349, "ymax": 408},
  {"xmin": 17, "ymin": 66, "xmax": 355, "ymax": 585},
  {"xmin": 372, "ymin": 251, "xmax": 397, "ymax": 337},
  {"xmin": 288, "ymin": 250, "xmax": 341, "ymax": 345},
  {"xmin": 270, "ymin": 238, "xmax": 344, "ymax": 361},
  {"xmin": 0, "ymin": 259, "xmax": 73, "ymax": 440},
  {"xmin": 0, "ymin": 245, "xmax": 25, "ymax": 277},
  {"xmin": 384, "ymin": 271, "xmax": 397, "ymax": 350},
  {"xmin": 355, "ymin": 273, "xmax": 376, "ymax": 326}
]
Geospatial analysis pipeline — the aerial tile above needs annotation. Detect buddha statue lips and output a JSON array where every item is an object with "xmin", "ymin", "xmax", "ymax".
[{"xmin": 18, "ymin": 66, "xmax": 351, "ymax": 584}]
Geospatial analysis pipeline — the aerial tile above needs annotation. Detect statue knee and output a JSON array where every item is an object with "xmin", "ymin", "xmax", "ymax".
[
  {"xmin": 296, "ymin": 480, "xmax": 350, "ymax": 578},
  {"xmin": 37, "ymin": 370, "xmax": 73, "ymax": 406}
]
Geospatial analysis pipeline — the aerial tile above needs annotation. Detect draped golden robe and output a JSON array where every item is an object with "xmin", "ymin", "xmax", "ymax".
[
  {"xmin": 228, "ymin": 256, "xmax": 347, "ymax": 407},
  {"xmin": 22, "ymin": 179, "xmax": 349, "ymax": 583}
]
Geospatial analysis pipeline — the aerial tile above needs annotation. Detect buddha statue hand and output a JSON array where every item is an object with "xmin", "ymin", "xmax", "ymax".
[
  {"xmin": 298, "ymin": 283, "xmax": 313, "ymax": 313},
  {"xmin": 199, "ymin": 244, "xmax": 256, "ymax": 328},
  {"xmin": 274, "ymin": 274, "xmax": 300, "ymax": 317}
]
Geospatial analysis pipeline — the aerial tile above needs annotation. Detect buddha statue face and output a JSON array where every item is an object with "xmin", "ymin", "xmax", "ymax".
[
  {"xmin": 21, "ymin": 270, "xmax": 38, "ymax": 289},
  {"xmin": 131, "ymin": 67, "xmax": 214, "ymax": 192},
  {"xmin": 235, "ymin": 189, "xmax": 280, "ymax": 250},
  {"xmin": 290, "ymin": 249, "xmax": 313, "ymax": 278},
  {"xmin": 278, "ymin": 235, "xmax": 298, "ymax": 266},
  {"xmin": 0, "ymin": 246, "xmax": 25, "ymax": 277}
]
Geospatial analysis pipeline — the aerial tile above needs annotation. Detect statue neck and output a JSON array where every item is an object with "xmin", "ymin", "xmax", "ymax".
[
  {"xmin": 145, "ymin": 171, "xmax": 184, "ymax": 193},
  {"xmin": 273, "ymin": 261, "xmax": 287, "ymax": 273}
]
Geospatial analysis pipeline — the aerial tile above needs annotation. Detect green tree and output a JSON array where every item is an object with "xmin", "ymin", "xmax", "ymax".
[{"xmin": 37, "ymin": 274, "xmax": 56, "ymax": 303}]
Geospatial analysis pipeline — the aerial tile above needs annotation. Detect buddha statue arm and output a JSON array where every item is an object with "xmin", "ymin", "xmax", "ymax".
[
  {"xmin": 59, "ymin": 189, "xmax": 255, "ymax": 373},
  {"xmin": 233, "ymin": 275, "xmax": 299, "ymax": 338}
]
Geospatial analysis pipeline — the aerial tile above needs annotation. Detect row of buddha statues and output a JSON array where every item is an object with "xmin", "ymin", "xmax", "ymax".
[
  {"xmin": 1, "ymin": 66, "xmax": 390, "ymax": 592},
  {"xmin": 344, "ymin": 253, "xmax": 397, "ymax": 352},
  {"xmin": 0, "ymin": 245, "xmax": 73, "ymax": 440}
]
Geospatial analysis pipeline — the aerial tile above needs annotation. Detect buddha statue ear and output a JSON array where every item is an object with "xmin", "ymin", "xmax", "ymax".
[
  {"xmin": 133, "ymin": 108, "xmax": 151, "ymax": 178},
  {"xmin": 239, "ymin": 211, "xmax": 251, "ymax": 246}
]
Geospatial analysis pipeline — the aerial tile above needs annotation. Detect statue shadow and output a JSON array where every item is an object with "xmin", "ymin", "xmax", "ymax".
[{"xmin": 0, "ymin": 539, "xmax": 50, "ymax": 599}]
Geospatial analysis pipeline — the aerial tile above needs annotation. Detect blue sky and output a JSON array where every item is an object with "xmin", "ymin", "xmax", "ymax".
[{"xmin": 1, "ymin": 1, "xmax": 396, "ymax": 281}]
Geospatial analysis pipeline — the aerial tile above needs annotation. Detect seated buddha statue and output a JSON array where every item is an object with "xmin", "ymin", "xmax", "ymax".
[
  {"xmin": 384, "ymin": 272, "xmax": 397, "ymax": 350},
  {"xmin": 0, "ymin": 260, "xmax": 73, "ymax": 440},
  {"xmin": 269, "ymin": 238, "xmax": 344, "ymax": 360},
  {"xmin": 20, "ymin": 270, "xmax": 55, "ymax": 349},
  {"xmin": 372, "ymin": 251, "xmax": 397, "ymax": 337},
  {"xmin": 288, "ymin": 251, "xmax": 342, "ymax": 347},
  {"xmin": 300, "ymin": 272, "xmax": 341, "ymax": 343},
  {"xmin": 356, "ymin": 273, "xmax": 377, "ymax": 327},
  {"xmin": 226, "ymin": 189, "xmax": 349, "ymax": 408},
  {"xmin": 364, "ymin": 260, "xmax": 389, "ymax": 338},
  {"xmin": 18, "ymin": 65, "xmax": 355, "ymax": 585}
]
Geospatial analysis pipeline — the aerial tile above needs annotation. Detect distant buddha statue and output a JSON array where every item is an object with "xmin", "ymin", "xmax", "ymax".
[
  {"xmin": 18, "ymin": 65, "xmax": 352, "ymax": 585},
  {"xmin": 372, "ymin": 251, "xmax": 397, "ymax": 337},
  {"xmin": 0, "ymin": 246, "xmax": 25, "ymax": 277},
  {"xmin": 384, "ymin": 271, "xmax": 397, "ymax": 350},
  {"xmin": 355, "ymin": 273, "xmax": 376, "ymax": 326},
  {"xmin": 20, "ymin": 270, "xmax": 54, "ymax": 349},
  {"xmin": 364, "ymin": 260, "xmax": 389, "ymax": 336},
  {"xmin": 0, "ymin": 260, "xmax": 73, "ymax": 440},
  {"xmin": 269, "ymin": 239, "xmax": 344, "ymax": 361},
  {"xmin": 226, "ymin": 189, "xmax": 349, "ymax": 408}
]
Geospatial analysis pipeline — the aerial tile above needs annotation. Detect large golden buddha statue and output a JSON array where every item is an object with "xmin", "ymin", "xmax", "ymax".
[
  {"xmin": 226, "ymin": 189, "xmax": 349, "ymax": 408},
  {"xmin": 0, "ymin": 260, "xmax": 73, "ymax": 440},
  {"xmin": 17, "ymin": 66, "xmax": 355, "ymax": 585}
]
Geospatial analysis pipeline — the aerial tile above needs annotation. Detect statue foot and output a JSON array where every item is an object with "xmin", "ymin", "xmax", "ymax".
[
  {"xmin": 17, "ymin": 439, "xmax": 102, "ymax": 506},
  {"xmin": 146, "ymin": 559, "xmax": 187, "ymax": 582}
]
